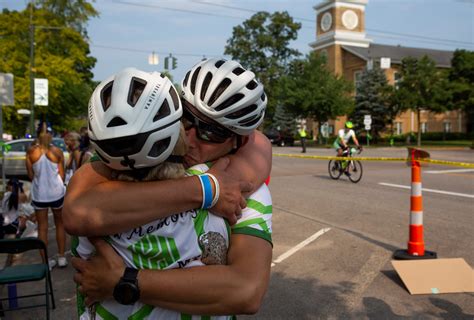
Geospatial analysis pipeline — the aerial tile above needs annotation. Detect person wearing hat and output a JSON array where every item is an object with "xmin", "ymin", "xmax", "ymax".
[{"xmin": 333, "ymin": 121, "xmax": 361, "ymax": 157}]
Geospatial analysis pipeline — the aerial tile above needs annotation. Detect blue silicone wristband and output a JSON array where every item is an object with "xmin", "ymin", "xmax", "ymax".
[{"xmin": 199, "ymin": 174, "xmax": 213, "ymax": 209}]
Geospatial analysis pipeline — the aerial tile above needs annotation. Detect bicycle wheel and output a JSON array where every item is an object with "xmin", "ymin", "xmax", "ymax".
[
  {"xmin": 328, "ymin": 160, "xmax": 342, "ymax": 180},
  {"xmin": 347, "ymin": 160, "xmax": 363, "ymax": 183}
]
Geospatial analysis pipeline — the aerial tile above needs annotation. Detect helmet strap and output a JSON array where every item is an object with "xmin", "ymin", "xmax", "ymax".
[{"xmin": 166, "ymin": 155, "xmax": 184, "ymax": 164}]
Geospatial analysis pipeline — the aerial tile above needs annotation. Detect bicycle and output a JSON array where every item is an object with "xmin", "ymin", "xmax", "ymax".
[{"xmin": 328, "ymin": 147, "xmax": 363, "ymax": 183}]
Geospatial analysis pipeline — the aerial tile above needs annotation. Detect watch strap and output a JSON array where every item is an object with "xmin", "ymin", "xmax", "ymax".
[{"xmin": 122, "ymin": 267, "xmax": 139, "ymax": 282}]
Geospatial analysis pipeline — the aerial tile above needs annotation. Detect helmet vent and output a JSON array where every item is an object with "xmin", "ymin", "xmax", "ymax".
[
  {"xmin": 190, "ymin": 67, "xmax": 201, "ymax": 95},
  {"xmin": 215, "ymin": 60, "xmax": 226, "ymax": 68},
  {"xmin": 215, "ymin": 93, "xmax": 245, "ymax": 112},
  {"xmin": 232, "ymin": 67, "xmax": 245, "ymax": 76},
  {"xmin": 261, "ymin": 92, "xmax": 266, "ymax": 101},
  {"xmin": 201, "ymin": 72, "xmax": 213, "ymax": 101},
  {"xmin": 225, "ymin": 104, "xmax": 257, "ymax": 119},
  {"xmin": 107, "ymin": 117, "xmax": 128, "ymax": 128},
  {"xmin": 240, "ymin": 115, "xmax": 261, "ymax": 127},
  {"xmin": 128, "ymin": 77, "xmax": 147, "ymax": 107},
  {"xmin": 246, "ymin": 80, "xmax": 258, "ymax": 90},
  {"xmin": 148, "ymin": 137, "xmax": 171, "ymax": 157},
  {"xmin": 100, "ymin": 81, "xmax": 114, "ymax": 112},
  {"xmin": 208, "ymin": 78, "xmax": 231, "ymax": 107},
  {"xmin": 183, "ymin": 71, "xmax": 191, "ymax": 87},
  {"xmin": 169, "ymin": 87, "xmax": 180, "ymax": 111},
  {"xmin": 153, "ymin": 99, "xmax": 171, "ymax": 122}
]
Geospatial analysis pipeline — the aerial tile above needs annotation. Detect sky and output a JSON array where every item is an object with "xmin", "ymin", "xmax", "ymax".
[{"xmin": 2, "ymin": 0, "xmax": 473, "ymax": 83}]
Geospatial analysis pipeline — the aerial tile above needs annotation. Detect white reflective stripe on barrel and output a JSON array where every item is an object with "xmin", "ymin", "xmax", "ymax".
[
  {"xmin": 410, "ymin": 211, "xmax": 423, "ymax": 225},
  {"xmin": 411, "ymin": 182, "xmax": 422, "ymax": 196}
]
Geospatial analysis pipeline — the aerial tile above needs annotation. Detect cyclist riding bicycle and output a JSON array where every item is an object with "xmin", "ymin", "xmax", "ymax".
[{"xmin": 333, "ymin": 121, "xmax": 362, "ymax": 156}]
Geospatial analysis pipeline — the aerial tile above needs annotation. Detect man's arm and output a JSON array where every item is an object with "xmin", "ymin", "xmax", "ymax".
[
  {"xmin": 63, "ymin": 159, "xmax": 251, "ymax": 236},
  {"xmin": 213, "ymin": 130, "xmax": 272, "ymax": 197},
  {"xmin": 73, "ymin": 234, "xmax": 272, "ymax": 315}
]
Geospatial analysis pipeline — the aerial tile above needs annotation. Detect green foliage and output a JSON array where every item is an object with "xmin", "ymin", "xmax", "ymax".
[
  {"xmin": 224, "ymin": 11, "xmax": 301, "ymax": 117},
  {"xmin": 351, "ymin": 67, "xmax": 392, "ymax": 140},
  {"xmin": 447, "ymin": 49, "xmax": 474, "ymax": 133},
  {"xmin": 0, "ymin": 2, "xmax": 97, "ymax": 137},
  {"xmin": 279, "ymin": 52, "xmax": 353, "ymax": 142},
  {"xmin": 272, "ymin": 104, "xmax": 296, "ymax": 133},
  {"xmin": 395, "ymin": 55, "xmax": 449, "ymax": 146}
]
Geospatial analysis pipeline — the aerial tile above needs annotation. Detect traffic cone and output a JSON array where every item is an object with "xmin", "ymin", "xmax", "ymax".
[{"xmin": 393, "ymin": 149, "xmax": 437, "ymax": 260}]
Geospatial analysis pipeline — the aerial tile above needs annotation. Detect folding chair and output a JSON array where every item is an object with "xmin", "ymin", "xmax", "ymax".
[{"xmin": 0, "ymin": 237, "xmax": 55, "ymax": 319}]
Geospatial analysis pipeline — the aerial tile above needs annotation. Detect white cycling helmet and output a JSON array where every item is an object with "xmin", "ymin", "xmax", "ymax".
[
  {"xmin": 88, "ymin": 67, "xmax": 182, "ymax": 171},
  {"xmin": 181, "ymin": 58, "xmax": 267, "ymax": 136}
]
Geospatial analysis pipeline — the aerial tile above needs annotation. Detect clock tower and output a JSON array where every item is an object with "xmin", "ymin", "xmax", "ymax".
[{"xmin": 310, "ymin": 0, "xmax": 371, "ymax": 74}]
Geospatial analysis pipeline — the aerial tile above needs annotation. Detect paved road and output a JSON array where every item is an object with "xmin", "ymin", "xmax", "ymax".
[{"xmin": 2, "ymin": 146, "xmax": 473, "ymax": 319}]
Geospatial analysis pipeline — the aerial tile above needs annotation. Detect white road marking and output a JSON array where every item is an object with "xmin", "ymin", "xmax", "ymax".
[
  {"xmin": 425, "ymin": 169, "xmax": 474, "ymax": 174},
  {"xmin": 271, "ymin": 228, "xmax": 331, "ymax": 267},
  {"xmin": 379, "ymin": 182, "xmax": 474, "ymax": 199}
]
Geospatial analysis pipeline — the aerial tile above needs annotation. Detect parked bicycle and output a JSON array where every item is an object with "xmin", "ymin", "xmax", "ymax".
[{"xmin": 328, "ymin": 146, "xmax": 363, "ymax": 183}]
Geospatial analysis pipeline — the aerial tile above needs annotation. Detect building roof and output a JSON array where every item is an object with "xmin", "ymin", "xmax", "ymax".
[{"xmin": 342, "ymin": 43, "xmax": 454, "ymax": 68}]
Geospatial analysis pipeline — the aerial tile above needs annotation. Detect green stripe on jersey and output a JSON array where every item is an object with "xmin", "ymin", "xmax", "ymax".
[
  {"xmin": 128, "ymin": 304, "xmax": 154, "ymax": 320},
  {"xmin": 181, "ymin": 314, "xmax": 192, "ymax": 320},
  {"xmin": 186, "ymin": 168, "xmax": 204, "ymax": 176},
  {"xmin": 232, "ymin": 227, "xmax": 272, "ymax": 246},
  {"xmin": 95, "ymin": 303, "xmax": 118, "ymax": 320},
  {"xmin": 246, "ymin": 199, "xmax": 272, "ymax": 214},
  {"xmin": 233, "ymin": 217, "xmax": 270, "ymax": 233}
]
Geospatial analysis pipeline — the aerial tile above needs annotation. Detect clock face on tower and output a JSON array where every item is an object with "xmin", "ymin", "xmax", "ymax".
[
  {"xmin": 342, "ymin": 10, "xmax": 359, "ymax": 30},
  {"xmin": 320, "ymin": 12, "xmax": 332, "ymax": 32}
]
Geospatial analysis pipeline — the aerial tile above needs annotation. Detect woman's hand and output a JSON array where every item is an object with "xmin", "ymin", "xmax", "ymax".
[{"xmin": 72, "ymin": 237, "xmax": 125, "ymax": 306}]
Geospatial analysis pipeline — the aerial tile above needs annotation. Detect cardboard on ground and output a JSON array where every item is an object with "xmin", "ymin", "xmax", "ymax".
[{"xmin": 392, "ymin": 258, "xmax": 474, "ymax": 295}]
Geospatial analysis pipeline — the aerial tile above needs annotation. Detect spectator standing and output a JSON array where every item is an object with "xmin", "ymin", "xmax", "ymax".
[
  {"xmin": 26, "ymin": 123, "xmax": 68, "ymax": 268},
  {"xmin": 64, "ymin": 132, "xmax": 81, "ymax": 185},
  {"xmin": 299, "ymin": 126, "xmax": 307, "ymax": 153}
]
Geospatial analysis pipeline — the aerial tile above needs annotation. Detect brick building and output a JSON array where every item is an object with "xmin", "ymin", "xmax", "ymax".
[{"xmin": 308, "ymin": 0, "xmax": 466, "ymax": 138}]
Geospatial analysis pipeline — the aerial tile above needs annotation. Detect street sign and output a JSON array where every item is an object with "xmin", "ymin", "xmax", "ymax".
[
  {"xmin": 381, "ymin": 57, "xmax": 391, "ymax": 69},
  {"xmin": 34, "ymin": 78, "xmax": 48, "ymax": 106},
  {"xmin": 0, "ymin": 73, "xmax": 14, "ymax": 106},
  {"xmin": 364, "ymin": 114, "xmax": 372, "ymax": 125},
  {"xmin": 365, "ymin": 124, "xmax": 371, "ymax": 130}
]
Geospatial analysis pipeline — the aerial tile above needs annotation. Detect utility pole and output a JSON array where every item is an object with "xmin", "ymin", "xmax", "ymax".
[{"xmin": 29, "ymin": 1, "xmax": 35, "ymax": 135}]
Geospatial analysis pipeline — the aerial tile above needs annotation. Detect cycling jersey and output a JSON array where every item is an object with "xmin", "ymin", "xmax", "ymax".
[
  {"xmin": 73, "ymin": 163, "xmax": 272, "ymax": 320},
  {"xmin": 333, "ymin": 129, "xmax": 355, "ymax": 149}
]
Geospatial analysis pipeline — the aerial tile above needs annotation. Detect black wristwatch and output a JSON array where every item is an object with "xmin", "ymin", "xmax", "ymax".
[{"xmin": 113, "ymin": 267, "xmax": 140, "ymax": 305}]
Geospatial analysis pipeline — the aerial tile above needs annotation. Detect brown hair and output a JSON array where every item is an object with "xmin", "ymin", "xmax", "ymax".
[{"xmin": 37, "ymin": 123, "xmax": 52, "ymax": 148}]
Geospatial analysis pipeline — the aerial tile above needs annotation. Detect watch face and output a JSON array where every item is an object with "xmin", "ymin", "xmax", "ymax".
[
  {"xmin": 114, "ymin": 282, "xmax": 139, "ymax": 305},
  {"xmin": 342, "ymin": 10, "xmax": 359, "ymax": 30},
  {"xmin": 320, "ymin": 12, "xmax": 332, "ymax": 32}
]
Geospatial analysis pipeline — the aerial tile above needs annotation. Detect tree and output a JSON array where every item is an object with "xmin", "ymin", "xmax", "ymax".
[
  {"xmin": 0, "ymin": 1, "xmax": 97, "ymax": 137},
  {"xmin": 224, "ymin": 11, "xmax": 301, "ymax": 119},
  {"xmin": 279, "ymin": 52, "xmax": 353, "ymax": 143},
  {"xmin": 273, "ymin": 103, "xmax": 296, "ymax": 133},
  {"xmin": 447, "ymin": 49, "xmax": 474, "ymax": 134},
  {"xmin": 351, "ymin": 66, "xmax": 392, "ymax": 142},
  {"xmin": 395, "ymin": 55, "xmax": 448, "ymax": 146}
]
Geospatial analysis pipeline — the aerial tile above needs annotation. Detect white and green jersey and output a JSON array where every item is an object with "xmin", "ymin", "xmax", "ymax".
[{"xmin": 72, "ymin": 163, "xmax": 272, "ymax": 320}]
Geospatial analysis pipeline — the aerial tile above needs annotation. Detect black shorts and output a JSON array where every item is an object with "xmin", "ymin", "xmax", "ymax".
[{"xmin": 31, "ymin": 197, "xmax": 64, "ymax": 210}]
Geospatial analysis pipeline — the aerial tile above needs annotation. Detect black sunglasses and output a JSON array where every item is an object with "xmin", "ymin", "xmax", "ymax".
[{"xmin": 182, "ymin": 104, "xmax": 235, "ymax": 144}]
